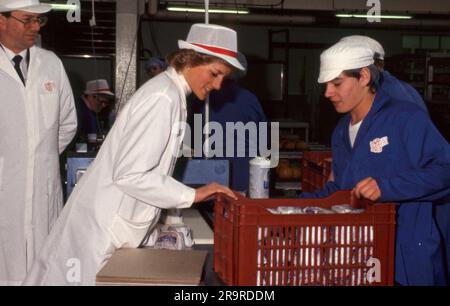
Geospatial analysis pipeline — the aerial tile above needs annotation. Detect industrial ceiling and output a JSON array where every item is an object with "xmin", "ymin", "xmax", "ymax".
[{"xmin": 40, "ymin": 0, "xmax": 450, "ymax": 57}]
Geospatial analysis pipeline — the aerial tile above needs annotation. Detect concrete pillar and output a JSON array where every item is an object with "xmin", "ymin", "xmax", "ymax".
[{"xmin": 115, "ymin": 0, "xmax": 144, "ymax": 110}]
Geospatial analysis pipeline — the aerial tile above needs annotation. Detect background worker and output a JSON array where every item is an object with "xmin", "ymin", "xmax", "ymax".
[
  {"xmin": 0, "ymin": 0, "xmax": 77, "ymax": 285},
  {"xmin": 75, "ymin": 79, "xmax": 115, "ymax": 142},
  {"xmin": 191, "ymin": 52, "xmax": 267, "ymax": 194},
  {"xmin": 144, "ymin": 57, "xmax": 167, "ymax": 79}
]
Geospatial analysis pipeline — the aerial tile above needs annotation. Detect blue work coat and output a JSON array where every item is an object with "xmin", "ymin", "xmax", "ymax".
[
  {"xmin": 302, "ymin": 87, "xmax": 450, "ymax": 285},
  {"xmin": 381, "ymin": 70, "xmax": 450, "ymax": 280},
  {"xmin": 381, "ymin": 70, "xmax": 428, "ymax": 113},
  {"xmin": 76, "ymin": 97, "xmax": 99, "ymax": 136},
  {"xmin": 192, "ymin": 80, "xmax": 267, "ymax": 192}
]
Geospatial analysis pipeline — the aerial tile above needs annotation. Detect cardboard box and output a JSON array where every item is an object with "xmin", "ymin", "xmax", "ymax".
[{"xmin": 96, "ymin": 248, "xmax": 208, "ymax": 286}]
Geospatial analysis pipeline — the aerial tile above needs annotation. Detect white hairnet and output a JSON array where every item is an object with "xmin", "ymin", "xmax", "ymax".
[
  {"xmin": 339, "ymin": 35, "xmax": 385, "ymax": 60},
  {"xmin": 318, "ymin": 41, "xmax": 374, "ymax": 83}
]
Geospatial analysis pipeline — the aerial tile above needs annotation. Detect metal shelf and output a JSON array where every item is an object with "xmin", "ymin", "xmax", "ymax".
[
  {"xmin": 425, "ymin": 53, "xmax": 450, "ymax": 102},
  {"xmin": 275, "ymin": 181, "xmax": 301, "ymax": 190},
  {"xmin": 279, "ymin": 151, "xmax": 303, "ymax": 159}
]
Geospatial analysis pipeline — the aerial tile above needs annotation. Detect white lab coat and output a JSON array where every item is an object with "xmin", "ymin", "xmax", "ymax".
[
  {"xmin": 0, "ymin": 46, "xmax": 77, "ymax": 285},
  {"xmin": 23, "ymin": 67, "xmax": 196, "ymax": 285}
]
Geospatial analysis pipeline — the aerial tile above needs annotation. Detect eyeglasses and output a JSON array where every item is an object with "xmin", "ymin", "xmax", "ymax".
[
  {"xmin": 8, "ymin": 15, "xmax": 48, "ymax": 27},
  {"xmin": 93, "ymin": 95, "xmax": 112, "ymax": 105}
]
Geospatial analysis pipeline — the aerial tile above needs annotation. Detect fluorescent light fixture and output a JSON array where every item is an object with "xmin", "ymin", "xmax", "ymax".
[
  {"xmin": 336, "ymin": 13, "xmax": 412, "ymax": 20},
  {"xmin": 167, "ymin": 6, "xmax": 249, "ymax": 15},
  {"xmin": 44, "ymin": 3, "xmax": 79, "ymax": 11}
]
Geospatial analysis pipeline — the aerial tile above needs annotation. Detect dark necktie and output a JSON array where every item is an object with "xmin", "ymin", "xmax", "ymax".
[{"xmin": 12, "ymin": 55, "xmax": 25, "ymax": 85}]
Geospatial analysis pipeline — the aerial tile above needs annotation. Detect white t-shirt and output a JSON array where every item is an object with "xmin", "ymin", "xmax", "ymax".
[{"xmin": 349, "ymin": 120, "xmax": 363, "ymax": 147}]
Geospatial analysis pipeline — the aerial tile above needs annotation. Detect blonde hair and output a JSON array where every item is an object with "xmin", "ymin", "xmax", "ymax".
[{"xmin": 167, "ymin": 49, "xmax": 232, "ymax": 72}]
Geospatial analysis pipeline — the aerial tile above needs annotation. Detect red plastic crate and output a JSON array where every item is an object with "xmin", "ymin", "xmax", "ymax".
[
  {"xmin": 214, "ymin": 191, "xmax": 396, "ymax": 286},
  {"xmin": 301, "ymin": 151, "xmax": 332, "ymax": 192}
]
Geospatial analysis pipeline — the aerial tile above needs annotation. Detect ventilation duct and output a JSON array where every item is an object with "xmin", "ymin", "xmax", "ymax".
[
  {"xmin": 339, "ymin": 18, "xmax": 450, "ymax": 29},
  {"xmin": 149, "ymin": 11, "xmax": 315, "ymax": 25}
]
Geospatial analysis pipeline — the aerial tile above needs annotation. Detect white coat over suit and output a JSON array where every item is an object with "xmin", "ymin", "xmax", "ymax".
[
  {"xmin": 0, "ymin": 46, "xmax": 77, "ymax": 285},
  {"xmin": 24, "ymin": 67, "xmax": 197, "ymax": 285}
]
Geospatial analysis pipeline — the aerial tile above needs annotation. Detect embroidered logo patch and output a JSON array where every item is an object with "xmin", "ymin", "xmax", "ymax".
[
  {"xmin": 43, "ymin": 81, "xmax": 55, "ymax": 93},
  {"xmin": 370, "ymin": 136, "xmax": 389, "ymax": 153}
]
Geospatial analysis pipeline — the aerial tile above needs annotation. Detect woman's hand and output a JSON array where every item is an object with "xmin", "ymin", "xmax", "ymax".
[
  {"xmin": 353, "ymin": 177, "xmax": 381, "ymax": 202},
  {"xmin": 194, "ymin": 182, "xmax": 238, "ymax": 203}
]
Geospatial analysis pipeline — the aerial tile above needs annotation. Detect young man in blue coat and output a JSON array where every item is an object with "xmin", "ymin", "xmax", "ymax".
[
  {"xmin": 339, "ymin": 35, "xmax": 450, "ymax": 281},
  {"xmin": 301, "ymin": 40, "xmax": 450, "ymax": 285}
]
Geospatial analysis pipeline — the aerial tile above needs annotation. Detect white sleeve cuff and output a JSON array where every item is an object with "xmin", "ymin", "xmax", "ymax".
[{"xmin": 178, "ymin": 186, "xmax": 196, "ymax": 208}]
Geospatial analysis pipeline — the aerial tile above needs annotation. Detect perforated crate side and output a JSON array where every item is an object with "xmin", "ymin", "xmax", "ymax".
[{"xmin": 214, "ymin": 191, "xmax": 396, "ymax": 286}]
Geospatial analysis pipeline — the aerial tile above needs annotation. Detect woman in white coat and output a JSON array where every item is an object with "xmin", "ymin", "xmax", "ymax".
[{"xmin": 23, "ymin": 23, "xmax": 242, "ymax": 285}]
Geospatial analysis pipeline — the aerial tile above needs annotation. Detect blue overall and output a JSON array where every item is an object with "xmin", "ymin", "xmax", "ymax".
[
  {"xmin": 192, "ymin": 80, "xmax": 267, "ymax": 192},
  {"xmin": 381, "ymin": 70, "xmax": 428, "ymax": 113},
  {"xmin": 302, "ymin": 87, "xmax": 450, "ymax": 285},
  {"xmin": 76, "ymin": 97, "xmax": 99, "ymax": 136},
  {"xmin": 382, "ymin": 70, "xmax": 450, "ymax": 280}
]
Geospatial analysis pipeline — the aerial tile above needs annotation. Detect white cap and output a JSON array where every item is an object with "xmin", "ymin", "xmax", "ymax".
[
  {"xmin": 318, "ymin": 41, "xmax": 374, "ymax": 83},
  {"xmin": 340, "ymin": 35, "xmax": 385, "ymax": 60},
  {"xmin": 178, "ymin": 23, "xmax": 244, "ymax": 71},
  {"xmin": 84, "ymin": 79, "xmax": 114, "ymax": 96},
  {"xmin": 0, "ymin": 0, "xmax": 51, "ymax": 14}
]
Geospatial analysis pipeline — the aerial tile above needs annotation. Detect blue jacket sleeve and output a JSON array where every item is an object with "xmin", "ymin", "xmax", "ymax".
[
  {"xmin": 377, "ymin": 111, "xmax": 450, "ymax": 203},
  {"xmin": 299, "ymin": 180, "xmax": 340, "ymax": 198}
]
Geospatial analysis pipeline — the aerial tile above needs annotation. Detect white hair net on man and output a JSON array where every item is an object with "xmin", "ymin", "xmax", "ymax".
[{"xmin": 339, "ymin": 35, "xmax": 385, "ymax": 60}]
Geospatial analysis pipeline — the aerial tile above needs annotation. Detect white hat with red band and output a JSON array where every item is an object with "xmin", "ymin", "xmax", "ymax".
[
  {"xmin": 84, "ymin": 79, "xmax": 114, "ymax": 96},
  {"xmin": 178, "ymin": 23, "xmax": 244, "ymax": 71}
]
